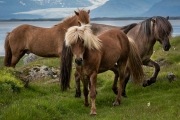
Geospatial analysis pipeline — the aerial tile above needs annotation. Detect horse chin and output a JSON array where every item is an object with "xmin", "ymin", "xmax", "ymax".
[
  {"xmin": 164, "ymin": 48, "xmax": 169, "ymax": 51},
  {"xmin": 75, "ymin": 61, "xmax": 83, "ymax": 66},
  {"xmin": 76, "ymin": 63, "xmax": 82, "ymax": 66}
]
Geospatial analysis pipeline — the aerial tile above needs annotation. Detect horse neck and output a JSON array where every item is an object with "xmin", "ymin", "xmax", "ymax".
[
  {"xmin": 129, "ymin": 24, "xmax": 156, "ymax": 44},
  {"xmin": 127, "ymin": 24, "xmax": 157, "ymax": 55},
  {"xmin": 56, "ymin": 15, "xmax": 78, "ymax": 30}
]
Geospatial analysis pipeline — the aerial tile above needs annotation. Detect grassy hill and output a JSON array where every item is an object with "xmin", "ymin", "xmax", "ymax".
[{"xmin": 0, "ymin": 36, "xmax": 180, "ymax": 120}]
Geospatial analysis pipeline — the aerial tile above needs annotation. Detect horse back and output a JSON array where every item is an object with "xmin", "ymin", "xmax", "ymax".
[
  {"xmin": 98, "ymin": 29, "xmax": 129, "ymax": 52},
  {"xmin": 8, "ymin": 24, "xmax": 62, "ymax": 57}
]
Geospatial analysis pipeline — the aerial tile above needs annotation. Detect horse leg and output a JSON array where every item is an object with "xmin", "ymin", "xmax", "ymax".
[
  {"xmin": 111, "ymin": 66, "xmax": 129, "ymax": 97},
  {"xmin": 121, "ymin": 68, "xmax": 130, "ymax": 97},
  {"xmin": 111, "ymin": 67, "xmax": 119, "ymax": 95},
  {"xmin": 143, "ymin": 59, "xmax": 160, "ymax": 87},
  {"xmin": 113, "ymin": 61, "xmax": 126, "ymax": 106},
  {"xmin": 74, "ymin": 70, "xmax": 81, "ymax": 98},
  {"xmin": 81, "ymin": 77, "xmax": 89, "ymax": 107},
  {"xmin": 11, "ymin": 51, "xmax": 25, "ymax": 68},
  {"xmin": 89, "ymin": 71, "xmax": 97, "ymax": 116}
]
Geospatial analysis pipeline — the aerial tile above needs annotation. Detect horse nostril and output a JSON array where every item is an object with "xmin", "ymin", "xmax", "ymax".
[
  {"xmin": 79, "ymin": 58, "xmax": 83, "ymax": 62},
  {"xmin": 75, "ymin": 58, "xmax": 83, "ymax": 66}
]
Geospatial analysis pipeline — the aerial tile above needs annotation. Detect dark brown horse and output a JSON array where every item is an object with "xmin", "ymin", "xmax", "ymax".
[
  {"xmin": 4, "ymin": 9, "xmax": 90, "ymax": 68},
  {"xmin": 75, "ymin": 16, "xmax": 173, "ymax": 97},
  {"xmin": 60, "ymin": 25, "xmax": 144, "ymax": 115}
]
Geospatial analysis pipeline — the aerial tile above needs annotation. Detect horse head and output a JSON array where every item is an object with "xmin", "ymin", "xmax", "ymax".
[
  {"xmin": 71, "ymin": 38, "xmax": 85, "ymax": 66},
  {"xmin": 152, "ymin": 16, "xmax": 173, "ymax": 51},
  {"xmin": 65, "ymin": 25, "xmax": 102, "ymax": 66},
  {"xmin": 74, "ymin": 9, "xmax": 90, "ymax": 26}
]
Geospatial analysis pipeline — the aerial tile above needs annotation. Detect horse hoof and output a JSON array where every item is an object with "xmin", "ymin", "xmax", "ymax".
[
  {"xmin": 122, "ymin": 93, "xmax": 128, "ymax": 98},
  {"xmin": 143, "ymin": 80, "xmax": 149, "ymax": 87},
  {"xmin": 90, "ymin": 114, "xmax": 96, "ymax": 117},
  {"xmin": 113, "ymin": 101, "xmax": 120, "ymax": 106},
  {"xmin": 74, "ymin": 92, "xmax": 81, "ymax": 98}
]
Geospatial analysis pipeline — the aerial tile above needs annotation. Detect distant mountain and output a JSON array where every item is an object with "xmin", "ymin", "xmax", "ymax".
[
  {"xmin": 0, "ymin": 0, "xmax": 93, "ymax": 19},
  {"xmin": 142, "ymin": 0, "xmax": 180, "ymax": 17},
  {"xmin": 0, "ymin": 0, "xmax": 180, "ymax": 19},
  {"xmin": 90, "ymin": 0, "xmax": 161, "ymax": 18}
]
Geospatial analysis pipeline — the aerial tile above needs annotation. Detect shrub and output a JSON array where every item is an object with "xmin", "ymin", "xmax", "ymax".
[{"xmin": 0, "ymin": 68, "xmax": 24, "ymax": 93}]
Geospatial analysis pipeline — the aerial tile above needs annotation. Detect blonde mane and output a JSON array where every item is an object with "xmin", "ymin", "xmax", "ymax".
[{"xmin": 65, "ymin": 25, "xmax": 102, "ymax": 50}]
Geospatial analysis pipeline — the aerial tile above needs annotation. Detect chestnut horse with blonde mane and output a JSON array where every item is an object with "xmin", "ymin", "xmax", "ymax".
[
  {"xmin": 4, "ymin": 9, "xmax": 90, "ymax": 68},
  {"xmin": 60, "ymin": 25, "xmax": 144, "ymax": 115}
]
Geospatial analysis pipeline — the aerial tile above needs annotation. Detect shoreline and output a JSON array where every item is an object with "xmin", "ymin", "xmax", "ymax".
[{"xmin": 1, "ymin": 16, "xmax": 180, "ymax": 22}]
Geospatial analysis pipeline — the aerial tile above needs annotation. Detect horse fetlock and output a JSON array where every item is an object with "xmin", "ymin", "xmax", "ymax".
[
  {"xmin": 112, "ymin": 87, "xmax": 118, "ymax": 95},
  {"xmin": 143, "ymin": 78, "xmax": 156, "ymax": 87},
  {"xmin": 121, "ymin": 92, "xmax": 128, "ymax": 98},
  {"xmin": 84, "ymin": 102, "xmax": 89, "ymax": 107}
]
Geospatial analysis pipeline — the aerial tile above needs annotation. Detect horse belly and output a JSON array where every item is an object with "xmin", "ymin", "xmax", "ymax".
[
  {"xmin": 27, "ymin": 41, "xmax": 59, "ymax": 57},
  {"xmin": 99, "ymin": 52, "xmax": 120, "ymax": 72}
]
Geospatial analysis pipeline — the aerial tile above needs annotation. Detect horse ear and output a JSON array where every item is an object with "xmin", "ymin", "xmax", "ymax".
[
  {"xmin": 74, "ymin": 11, "xmax": 79, "ymax": 16},
  {"xmin": 166, "ymin": 16, "xmax": 169, "ymax": 20},
  {"xmin": 151, "ymin": 18, "xmax": 156, "ymax": 24},
  {"xmin": 87, "ymin": 10, "xmax": 90, "ymax": 14}
]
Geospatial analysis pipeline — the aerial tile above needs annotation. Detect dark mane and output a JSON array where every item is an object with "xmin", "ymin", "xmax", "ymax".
[
  {"xmin": 137, "ymin": 16, "xmax": 173, "ymax": 40},
  {"xmin": 120, "ymin": 23, "xmax": 137, "ymax": 34},
  {"xmin": 138, "ymin": 18, "xmax": 152, "ymax": 40}
]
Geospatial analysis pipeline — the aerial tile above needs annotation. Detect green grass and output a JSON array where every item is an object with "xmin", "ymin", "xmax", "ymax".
[{"xmin": 0, "ymin": 36, "xmax": 180, "ymax": 120}]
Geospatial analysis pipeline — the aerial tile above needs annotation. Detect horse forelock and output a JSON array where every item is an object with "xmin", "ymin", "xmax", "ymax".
[
  {"xmin": 65, "ymin": 25, "xmax": 102, "ymax": 50},
  {"xmin": 54, "ymin": 9, "xmax": 90, "ymax": 29},
  {"xmin": 155, "ymin": 16, "xmax": 173, "ymax": 38},
  {"xmin": 77, "ymin": 9, "xmax": 90, "ymax": 24}
]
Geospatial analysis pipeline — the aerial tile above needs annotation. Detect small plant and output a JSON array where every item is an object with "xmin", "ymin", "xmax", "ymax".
[{"xmin": 0, "ymin": 68, "xmax": 24, "ymax": 93}]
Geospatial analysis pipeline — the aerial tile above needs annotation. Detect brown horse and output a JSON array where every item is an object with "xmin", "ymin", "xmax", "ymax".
[
  {"xmin": 75, "ymin": 16, "xmax": 173, "ymax": 97},
  {"xmin": 60, "ymin": 25, "xmax": 144, "ymax": 115},
  {"xmin": 4, "ymin": 9, "xmax": 90, "ymax": 68}
]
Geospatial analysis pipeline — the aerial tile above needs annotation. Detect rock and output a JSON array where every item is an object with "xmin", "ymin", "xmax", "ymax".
[
  {"xmin": 19, "ymin": 66, "xmax": 59, "ymax": 81},
  {"xmin": 167, "ymin": 72, "xmax": 177, "ymax": 83},
  {"xmin": 23, "ymin": 53, "xmax": 39, "ymax": 64}
]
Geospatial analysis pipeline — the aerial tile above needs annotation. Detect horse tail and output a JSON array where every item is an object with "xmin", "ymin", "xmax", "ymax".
[
  {"xmin": 60, "ymin": 42, "xmax": 73, "ymax": 91},
  {"xmin": 4, "ymin": 32, "xmax": 12, "ymax": 67},
  {"xmin": 127, "ymin": 37, "xmax": 144, "ymax": 84},
  {"xmin": 120, "ymin": 23, "xmax": 137, "ymax": 34}
]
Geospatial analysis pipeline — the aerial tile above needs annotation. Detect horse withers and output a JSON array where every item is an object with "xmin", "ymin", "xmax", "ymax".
[
  {"xmin": 4, "ymin": 9, "xmax": 90, "ymax": 68},
  {"xmin": 60, "ymin": 25, "xmax": 144, "ymax": 115}
]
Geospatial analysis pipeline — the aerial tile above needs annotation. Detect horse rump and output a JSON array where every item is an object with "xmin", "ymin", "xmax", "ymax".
[{"xmin": 4, "ymin": 32, "xmax": 12, "ymax": 67}]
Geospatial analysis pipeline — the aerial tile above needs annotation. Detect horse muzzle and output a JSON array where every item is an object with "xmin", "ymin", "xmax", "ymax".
[
  {"xmin": 163, "ymin": 44, "xmax": 171, "ymax": 51},
  {"xmin": 75, "ymin": 58, "xmax": 83, "ymax": 66}
]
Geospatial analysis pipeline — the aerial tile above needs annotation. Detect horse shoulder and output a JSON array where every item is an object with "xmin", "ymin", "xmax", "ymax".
[{"xmin": 83, "ymin": 49, "xmax": 101, "ymax": 69}]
